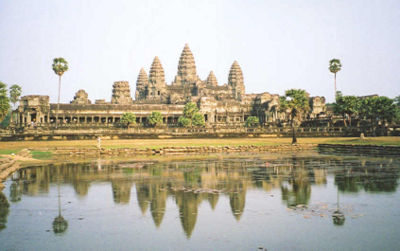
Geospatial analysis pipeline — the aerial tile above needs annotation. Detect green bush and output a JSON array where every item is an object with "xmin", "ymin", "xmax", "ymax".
[
  {"xmin": 192, "ymin": 112, "xmax": 205, "ymax": 126},
  {"xmin": 245, "ymin": 116, "xmax": 259, "ymax": 127},
  {"xmin": 121, "ymin": 112, "xmax": 136, "ymax": 126},
  {"xmin": 148, "ymin": 111, "xmax": 163, "ymax": 127},
  {"xmin": 178, "ymin": 116, "xmax": 191, "ymax": 127}
]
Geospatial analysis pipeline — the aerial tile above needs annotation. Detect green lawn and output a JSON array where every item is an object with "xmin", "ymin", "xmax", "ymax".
[{"xmin": 31, "ymin": 151, "xmax": 53, "ymax": 160}]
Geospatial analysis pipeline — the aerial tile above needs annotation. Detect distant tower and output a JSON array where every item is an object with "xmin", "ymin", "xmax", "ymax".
[
  {"xmin": 135, "ymin": 68, "xmax": 148, "ymax": 100},
  {"xmin": 71, "ymin": 89, "xmax": 91, "ymax": 104},
  {"xmin": 228, "ymin": 61, "xmax": 245, "ymax": 101},
  {"xmin": 148, "ymin": 56, "xmax": 167, "ymax": 99},
  {"xmin": 175, "ymin": 44, "xmax": 199, "ymax": 84},
  {"xmin": 206, "ymin": 71, "xmax": 218, "ymax": 86},
  {"xmin": 111, "ymin": 81, "xmax": 133, "ymax": 104}
]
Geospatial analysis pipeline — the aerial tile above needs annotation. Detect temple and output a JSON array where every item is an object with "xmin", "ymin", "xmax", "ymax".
[{"xmin": 15, "ymin": 44, "xmax": 326, "ymax": 127}]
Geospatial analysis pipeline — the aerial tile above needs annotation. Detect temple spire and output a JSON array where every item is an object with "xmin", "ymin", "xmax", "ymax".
[
  {"xmin": 135, "ymin": 68, "xmax": 148, "ymax": 100},
  {"xmin": 228, "ymin": 60, "xmax": 245, "ymax": 100},
  {"xmin": 206, "ymin": 71, "xmax": 218, "ymax": 86},
  {"xmin": 136, "ymin": 68, "xmax": 148, "ymax": 88},
  {"xmin": 149, "ymin": 56, "xmax": 165, "ymax": 85},
  {"xmin": 177, "ymin": 44, "xmax": 197, "ymax": 83}
]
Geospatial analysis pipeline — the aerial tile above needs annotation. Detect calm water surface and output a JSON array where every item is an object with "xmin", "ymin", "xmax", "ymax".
[{"xmin": 1, "ymin": 152, "xmax": 400, "ymax": 250}]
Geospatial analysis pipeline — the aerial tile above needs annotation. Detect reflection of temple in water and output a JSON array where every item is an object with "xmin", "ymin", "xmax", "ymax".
[
  {"xmin": 7, "ymin": 156, "xmax": 398, "ymax": 237},
  {"xmin": 0, "ymin": 192, "xmax": 10, "ymax": 232}
]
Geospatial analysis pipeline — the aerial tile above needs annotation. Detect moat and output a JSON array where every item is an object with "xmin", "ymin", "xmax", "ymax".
[{"xmin": 1, "ymin": 152, "xmax": 400, "ymax": 251}]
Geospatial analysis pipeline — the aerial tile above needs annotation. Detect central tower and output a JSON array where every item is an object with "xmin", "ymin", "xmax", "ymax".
[{"xmin": 174, "ymin": 44, "xmax": 200, "ymax": 85}]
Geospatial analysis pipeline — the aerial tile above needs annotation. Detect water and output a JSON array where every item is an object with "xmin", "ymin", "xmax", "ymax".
[{"xmin": 1, "ymin": 152, "xmax": 400, "ymax": 250}]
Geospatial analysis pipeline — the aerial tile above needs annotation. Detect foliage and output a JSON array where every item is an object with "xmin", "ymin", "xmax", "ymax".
[
  {"xmin": 178, "ymin": 116, "xmax": 191, "ymax": 127},
  {"xmin": 279, "ymin": 89, "xmax": 310, "ymax": 123},
  {"xmin": 359, "ymin": 96, "xmax": 398, "ymax": 124},
  {"xmin": 52, "ymin": 58, "xmax": 69, "ymax": 76},
  {"xmin": 148, "ymin": 111, "xmax": 163, "ymax": 127},
  {"xmin": 244, "ymin": 116, "xmax": 259, "ymax": 127},
  {"xmin": 178, "ymin": 102, "xmax": 205, "ymax": 127},
  {"xmin": 9, "ymin": 84, "xmax": 22, "ymax": 109},
  {"xmin": 192, "ymin": 113, "xmax": 205, "ymax": 126},
  {"xmin": 121, "ymin": 112, "xmax": 136, "ymax": 126},
  {"xmin": 183, "ymin": 102, "xmax": 198, "ymax": 118},
  {"xmin": 394, "ymin": 95, "xmax": 400, "ymax": 106},
  {"xmin": 0, "ymin": 111, "xmax": 11, "ymax": 128},
  {"xmin": 0, "ymin": 82, "xmax": 10, "ymax": 122},
  {"xmin": 280, "ymin": 89, "xmax": 310, "ymax": 144},
  {"xmin": 329, "ymin": 59, "xmax": 342, "ymax": 74},
  {"xmin": 333, "ymin": 92, "xmax": 361, "ymax": 126}
]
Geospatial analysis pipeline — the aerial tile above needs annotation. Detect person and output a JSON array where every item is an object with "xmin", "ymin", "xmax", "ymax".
[{"xmin": 97, "ymin": 136, "xmax": 101, "ymax": 149}]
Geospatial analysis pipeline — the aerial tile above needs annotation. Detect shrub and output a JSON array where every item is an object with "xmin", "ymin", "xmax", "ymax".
[
  {"xmin": 178, "ymin": 116, "xmax": 191, "ymax": 127},
  {"xmin": 121, "ymin": 112, "xmax": 136, "ymax": 126},
  {"xmin": 148, "ymin": 111, "xmax": 163, "ymax": 127},
  {"xmin": 245, "ymin": 116, "xmax": 259, "ymax": 127},
  {"xmin": 192, "ymin": 113, "xmax": 205, "ymax": 126}
]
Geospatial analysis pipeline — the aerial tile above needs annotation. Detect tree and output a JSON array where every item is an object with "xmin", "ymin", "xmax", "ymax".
[
  {"xmin": 52, "ymin": 58, "xmax": 69, "ymax": 125},
  {"xmin": 333, "ymin": 92, "xmax": 361, "ymax": 127},
  {"xmin": 178, "ymin": 102, "xmax": 205, "ymax": 127},
  {"xmin": 9, "ymin": 84, "xmax": 22, "ymax": 109},
  {"xmin": 359, "ymin": 96, "xmax": 397, "ymax": 135},
  {"xmin": 183, "ymin": 102, "xmax": 198, "ymax": 119},
  {"xmin": 121, "ymin": 112, "xmax": 136, "ymax": 127},
  {"xmin": 244, "ymin": 116, "xmax": 259, "ymax": 127},
  {"xmin": 178, "ymin": 116, "xmax": 191, "ymax": 127},
  {"xmin": 279, "ymin": 89, "xmax": 310, "ymax": 144},
  {"xmin": 329, "ymin": 59, "xmax": 342, "ymax": 98},
  {"xmin": 148, "ymin": 111, "xmax": 163, "ymax": 127},
  {"xmin": 0, "ymin": 82, "xmax": 10, "ymax": 122},
  {"xmin": 192, "ymin": 112, "xmax": 205, "ymax": 127}
]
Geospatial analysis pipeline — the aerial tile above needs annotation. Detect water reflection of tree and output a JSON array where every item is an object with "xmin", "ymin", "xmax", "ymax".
[
  {"xmin": 53, "ymin": 171, "xmax": 68, "ymax": 235},
  {"xmin": 0, "ymin": 192, "xmax": 10, "ymax": 231},
  {"xmin": 280, "ymin": 158, "xmax": 312, "ymax": 207},
  {"xmin": 334, "ymin": 160, "xmax": 399, "ymax": 193},
  {"xmin": 10, "ymin": 181, "xmax": 22, "ymax": 203}
]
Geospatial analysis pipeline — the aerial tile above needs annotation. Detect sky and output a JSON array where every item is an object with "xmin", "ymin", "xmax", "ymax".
[{"xmin": 0, "ymin": 0, "xmax": 399, "ymax": 103}]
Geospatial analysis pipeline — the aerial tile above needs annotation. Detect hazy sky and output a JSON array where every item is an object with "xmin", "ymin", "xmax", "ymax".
[{"xmin": 1, "ymin": 0, "xmax": 399, "ymax": 103}]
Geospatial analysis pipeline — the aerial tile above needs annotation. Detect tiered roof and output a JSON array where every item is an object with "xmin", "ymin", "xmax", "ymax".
[
  {"xmin": 206, "ymin": 71, "xmax": 218, "ymax": 86},
  {"xmin": 136, "ymin": 68, "xmax": 148, "ymax": 88},
  {"xmin": 177, "ymin": 44, "xmax": 197, "ymax": 82},
  {"xmin": 149, "ymin": 56, "xmax": 165, "ymax": 85},
  {"xmin": 228, "ymin": 61, "xmax": 244, "ymax": 87}
]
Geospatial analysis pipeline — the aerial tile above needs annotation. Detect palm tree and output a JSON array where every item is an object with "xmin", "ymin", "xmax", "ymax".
[
  {"xmin": 329, "ymin": 59, "xmax": 342, "ymax": 98},
  {"xmin": 52, "ymin": 58, "xmax": 68, "ymax": 126},
  {"xmin": 279, "ymin": 89, "xmax": 310, "ymax": 144}
]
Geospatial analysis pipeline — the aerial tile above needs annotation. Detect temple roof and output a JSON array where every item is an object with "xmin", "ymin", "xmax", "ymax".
[
  {"xmin": 149, "ymin": 56, "xmax": 165, "ymax": 85},
  {"xmin": 206, "ymin": 71, "xmax": 218, "ymax": 86},
  {"xmin": 177, "ymin": 44, "xmax": 197, "ymax": 83},
  {"xmin": 136, "ymin": 68, "xmax": 148, "ymax": 88},
  {"xmin": 228, "ymin": 60, "xmax": 244, "ymax": 87}
]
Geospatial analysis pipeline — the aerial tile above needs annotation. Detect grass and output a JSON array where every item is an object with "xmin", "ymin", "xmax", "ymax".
[
  {"xmin": 31, "ymin": 151, "xmax": 53, "ymax": 160},
  {"xmin": 0, "ymin": 149, "xmax": 20, "ymax": 155},
  {"xmin": 0, "ymin": 137, "xmax": 398, "ymax": 153}
]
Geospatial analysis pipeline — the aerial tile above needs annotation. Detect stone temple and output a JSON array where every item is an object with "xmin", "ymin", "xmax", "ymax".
[{"xmin": 15, "ymin": 44, "xmax": 326, "ymax": 126}]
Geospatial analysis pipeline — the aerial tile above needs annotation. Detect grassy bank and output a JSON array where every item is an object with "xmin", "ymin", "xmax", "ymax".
[{"xmin": 0, "ymin": 137, "xmax": 398, "ymax": 154}]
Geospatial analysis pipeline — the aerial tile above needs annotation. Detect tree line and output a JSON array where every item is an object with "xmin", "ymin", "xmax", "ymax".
[
  {"xmin": 0, "ymin": 82, "xmax": 22, "ymax": 128},
  {"xmin": 333, "ymin": 91, "xmax": 400, "ymax": 127}
]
